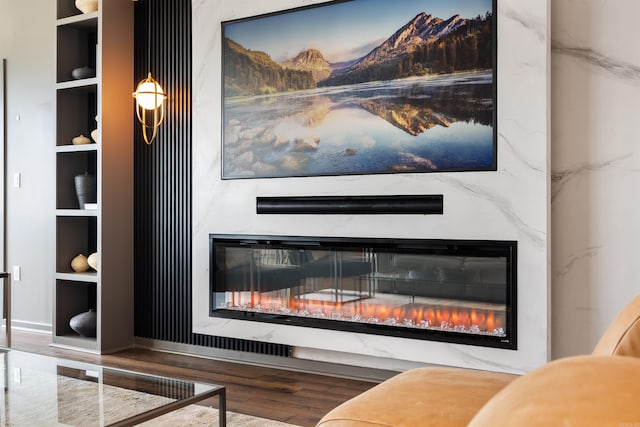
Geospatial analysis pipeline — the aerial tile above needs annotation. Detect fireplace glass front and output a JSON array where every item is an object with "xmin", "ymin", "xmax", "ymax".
[{"xmin": 210, "ymin": 235, "xmax": 516, "ymax": 348}]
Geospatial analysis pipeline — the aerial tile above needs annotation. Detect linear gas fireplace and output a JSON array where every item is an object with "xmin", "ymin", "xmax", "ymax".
[{"xmin": 209, "ymin": 235, "xmax": 517, "ymax": 349}]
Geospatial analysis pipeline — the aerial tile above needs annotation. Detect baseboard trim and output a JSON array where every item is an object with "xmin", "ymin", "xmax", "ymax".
[
  {"xmin": 7, "ymin": 325, "xmax": 407, "ymax": 381},
  {"xmin": 10, "ymin": 320, "xmax": 51, "ymax": 334},
  {"xmin": 134, "ymin": 337, "xmax": 398, "ymax": 383}
]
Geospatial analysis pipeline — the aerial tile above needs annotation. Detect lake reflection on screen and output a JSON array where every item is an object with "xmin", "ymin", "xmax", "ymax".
[{"xmin": 222, "ymin": 70, "xmax": 495, "ymax": 179}]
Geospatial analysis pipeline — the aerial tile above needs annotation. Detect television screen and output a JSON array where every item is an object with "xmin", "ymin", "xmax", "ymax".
[{"xmin": 222, "ymin": 0, "xmax": 496, "ymax": 179}]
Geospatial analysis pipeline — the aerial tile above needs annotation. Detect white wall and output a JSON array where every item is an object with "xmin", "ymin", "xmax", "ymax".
[
  {"xmin": 0, "ymin": 0, "xmax": 55, "ymax": 332},
  {"xmin": 550, "ymin": 1, "xmax": 640, "ymax": 358}
]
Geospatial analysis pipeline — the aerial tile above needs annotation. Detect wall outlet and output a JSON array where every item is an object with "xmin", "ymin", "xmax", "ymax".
[{"xmin": 12, "ymin": 265, "xmax": 20, "ymax": 281}]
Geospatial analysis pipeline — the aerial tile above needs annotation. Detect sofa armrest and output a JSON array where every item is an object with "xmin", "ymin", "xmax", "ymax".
[
  {"xmin": 316, "ymin": 367, "xmax": 515, "ymax": 427},
  {"xmin": 592, "ymin": 295, "xmax": 640, "ymax": 357},
  {"xmin": 468, "ymin": 355, "xmax": 640, "ymax": 427}
]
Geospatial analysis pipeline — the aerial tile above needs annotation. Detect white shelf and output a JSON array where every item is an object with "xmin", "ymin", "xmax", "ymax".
[
  {"xmin": 56, "ymin": 77, "xmax": 98, "ymax": 90},
  {"xmin": 57, "ymin": 12, "xmax": 98, "ymax": 28},
  {"xmin": 56, "ymin": 144, "xmax": 98, "ymax": 153},
  {"xmin": 50, "ymin": 335, "xmax": 98, "ymax": 353},
  {"xmin": 55, "ymin": 271, "xmax": 98, "ymax": 283},
  {"xmin": 56, "ymin": 209, "xmax": 98, "ymax": 217}
]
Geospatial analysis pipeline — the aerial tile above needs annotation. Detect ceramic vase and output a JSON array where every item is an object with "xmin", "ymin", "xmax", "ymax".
[
  {"xmin": 74, "ymin": 172, "xmax": 96, "ymax": 209},
  {"xmin": 91, "ymin": 115, "xmax": 99, "ymax": 143},
  {"xmin": 71, "ymin": 66, "xmax": 95, "ymax": 80},
  {"xmin": 75, "ymin": 0, "xmax": 98, "ymax": 14},
  {"xmin": 72, "ymin": 134, "xmax": 91, "ymax": 145},
  {"xmin": 87, "ymin": 252, "xmax": 98, "ymax": 271},
  {"xmin": 69, "ymin": 309, "xmax": 97, "ymax": 337},
  {"xmin": 71, "ymin": 254, "xmax": 89, "ymax": 272}
]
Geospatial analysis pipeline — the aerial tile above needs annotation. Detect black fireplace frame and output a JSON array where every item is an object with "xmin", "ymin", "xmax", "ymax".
[{"xmin": 209, "ymin": 234, "xmax": 517, "ymax": 349}]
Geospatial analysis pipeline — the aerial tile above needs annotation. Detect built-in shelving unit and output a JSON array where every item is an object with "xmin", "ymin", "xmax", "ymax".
[{"xmin": 54, "ymin": 0, "xmax": 134, "ymax": 353}]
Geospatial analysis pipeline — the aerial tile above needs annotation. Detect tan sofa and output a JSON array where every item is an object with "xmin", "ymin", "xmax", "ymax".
[{"xmin": 317, "ymin": 295, "xmax": 640, "ymax": 427}]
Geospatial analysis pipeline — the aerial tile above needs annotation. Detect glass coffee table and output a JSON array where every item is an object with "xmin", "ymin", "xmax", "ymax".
[{"xmin": 0, "ymin": 349, "xmax": 226, "ymax": 426}]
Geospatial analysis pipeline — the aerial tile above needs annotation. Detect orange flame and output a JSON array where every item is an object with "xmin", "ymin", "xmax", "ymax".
[{"xmin": 227, "ymin": 292, "xmax": 505, "ymax": 334}]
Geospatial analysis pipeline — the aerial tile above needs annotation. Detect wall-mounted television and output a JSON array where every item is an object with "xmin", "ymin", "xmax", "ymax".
[{"xmin": 221, "ymin": 0, "xmax": 497, "ymax": 179}]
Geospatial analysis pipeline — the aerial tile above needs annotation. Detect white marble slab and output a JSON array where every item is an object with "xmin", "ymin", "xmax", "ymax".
[
  {"xmin": 192, "ymin": 0, "xmax": 550, "ymax": 374},
  {"xmin": 550, "ymin": 0, "xmax": 640, "ymax": 358}
]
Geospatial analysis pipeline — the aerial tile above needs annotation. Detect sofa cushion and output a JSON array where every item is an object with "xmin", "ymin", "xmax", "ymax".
[
  {"xmin": 316, "ymin": 295, "xmax": 640, "ymax": 427},
  {"xmin": 592, "ymin": 295, "xmax": 640, "ymax": 357},
  {"xmin": 316, "ymin": 367, "xmax": 515, "ymax": 427},
  {"xmin": 468, "ymin": 355, "xmax": 640, "ymax": 427}
]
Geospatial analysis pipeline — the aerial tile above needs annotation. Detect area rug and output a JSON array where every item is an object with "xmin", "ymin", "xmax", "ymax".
[
  {"xmin": 58, "ymin": 376, "xmax": 302, "ymax": 427},
  {"xmin": 3, "ymin": 366, "xmax": 301, "ymax": 427},
  {"xmin": 140, "ymin": 405, "xmax": 301, "ymax": 427}
]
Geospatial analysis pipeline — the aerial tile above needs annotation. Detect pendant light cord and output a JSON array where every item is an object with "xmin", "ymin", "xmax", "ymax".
[{"xmin": 147, "ymin": 0, "xmax": 151, "ymax": 73}]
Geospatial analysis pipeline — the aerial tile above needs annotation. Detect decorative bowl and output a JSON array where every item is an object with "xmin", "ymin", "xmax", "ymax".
[{"xmin": 75, "ymin": 0, "xmax": 98, "ymax": 14}]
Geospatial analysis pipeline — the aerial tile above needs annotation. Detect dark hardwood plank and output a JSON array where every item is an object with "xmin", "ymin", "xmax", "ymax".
[{"xmin": 9, "ymin": 330, "xmax": 378, "ymax": 427}]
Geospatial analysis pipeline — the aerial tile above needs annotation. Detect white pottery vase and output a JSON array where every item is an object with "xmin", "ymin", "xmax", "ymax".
[
  {"xmin": 91, "ymin": 115, "xmax": 99, "ymax": 143},
  {"xmin": 87, "ymin": 252, "xmax": 99, "ymax": 271},
  {"xmin": 75, "ymin": 0, "xmax": 98, "ymax": 14}
]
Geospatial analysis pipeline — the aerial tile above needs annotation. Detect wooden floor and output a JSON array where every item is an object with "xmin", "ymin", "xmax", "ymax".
[{"xmin": 7, "ymin": 330, "xmax": 378, "ymax": 427}]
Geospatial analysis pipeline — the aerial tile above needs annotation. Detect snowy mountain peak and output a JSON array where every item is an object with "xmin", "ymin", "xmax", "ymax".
[{"xmin": 355, "ymin": 13, "xmax": 467, "ymax": 68}]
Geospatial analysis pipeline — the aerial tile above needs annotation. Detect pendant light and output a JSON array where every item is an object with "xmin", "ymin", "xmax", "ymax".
[{"xmin": 132, "ymin": 0, "xmax": 166, "ymax": 145}]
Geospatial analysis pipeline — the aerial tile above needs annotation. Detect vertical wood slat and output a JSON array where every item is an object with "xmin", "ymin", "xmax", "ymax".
[{"xmin": 133, "ymin": 0, "xmax": 291, "ymax": 357}]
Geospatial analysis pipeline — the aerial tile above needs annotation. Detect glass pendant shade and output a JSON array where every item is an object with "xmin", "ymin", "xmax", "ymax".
[
  {"xmin": 134, "ymin": 74, "xmax": 165, "ymax": 109},
  {"xmin": 133, "ymin": 72, "xmax": 166, "ymax": 144}
]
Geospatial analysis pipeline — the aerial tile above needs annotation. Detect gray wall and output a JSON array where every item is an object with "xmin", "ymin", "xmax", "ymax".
[{"xmin": 0, "ymin": 0, "xmax": 55, "ymax": 331}]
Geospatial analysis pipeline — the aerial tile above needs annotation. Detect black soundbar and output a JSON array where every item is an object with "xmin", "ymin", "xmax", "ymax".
[{"xmin": 256, "ymin": 195, "xmax": 443, "ymax": 215}]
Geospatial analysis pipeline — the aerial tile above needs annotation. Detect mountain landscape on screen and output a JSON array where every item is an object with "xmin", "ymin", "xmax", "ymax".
[
  {"xmin": 222, "ymin": 2, "xmax": 495, "ymax": 179},
  {"xmin": 223, "ymin": 12, "xmax": 493, "ymax": 96}
]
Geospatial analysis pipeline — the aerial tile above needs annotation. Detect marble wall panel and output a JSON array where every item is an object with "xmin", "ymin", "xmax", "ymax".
[
  {"xmin": 192, "ymin": 0, "xmax": 550, "ymax": 374},
  {"xmin": 551, "ymin": 0, "xmax": 640, "ymax": 358}
]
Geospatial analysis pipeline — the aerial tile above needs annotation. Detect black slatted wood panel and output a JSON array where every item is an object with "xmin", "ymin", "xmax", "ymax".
[{"xmin": 133, "ymin": 0, "xmax": 291, "ymax": 358}]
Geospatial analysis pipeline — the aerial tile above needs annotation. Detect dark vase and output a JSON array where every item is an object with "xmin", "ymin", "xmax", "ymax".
[
  {"xmin": 74, "ymin": 172, "xmax": 96, "ymax": 209},
  {"xmin": 69, "ymin": 309, "xmax": 97, "ymax": 338},
  {"xmin": 71, "ymin": 66, "xmax": 96, "ymax": 80}
]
